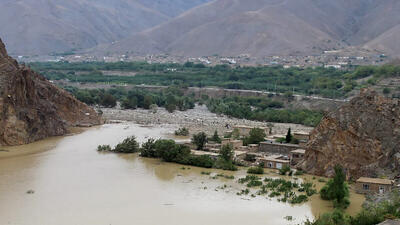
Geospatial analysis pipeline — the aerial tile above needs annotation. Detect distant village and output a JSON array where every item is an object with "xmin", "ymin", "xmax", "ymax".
[{"xmin": 17, "ymin": 47, "xmax": 390, "ymax": 68}]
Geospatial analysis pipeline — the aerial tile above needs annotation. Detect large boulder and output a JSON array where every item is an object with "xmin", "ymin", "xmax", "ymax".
[
  {"xmin": 300, "ymin": 89, "xmax": 400, "ymax": 179},
  {"xmin": 0, "ymin": 38, "xmax": 102, "ymax": 146}
]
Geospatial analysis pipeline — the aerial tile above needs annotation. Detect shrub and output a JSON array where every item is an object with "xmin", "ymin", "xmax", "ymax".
[
  {"xmin": 113, "ymin": 136, "xmax": 140, "ymax": 153},
  {"xmin": 243, "ymin": 128, "xmax": 266, "ymax": 145},
  {"xmin": 279, "ymin": 165, "xmax": 291, "ymax": 175},
  {"xmin": 175, "ymin": 127, "xmax": 189, "ymax": 136},
  {"xmin": 192, "ymin": 132, "xmax": 208, "ymax": 150},
  {"xmin": 97, "ymin": 145, "xmax": 111, "ymax": 152},
  {"xmin": 210, "ymin": 130, "xmax": 222, "ymax": 143},
  {"xmin": 247, "ymin": 166, "xmax": 264, "ymax": 174},
  {"xmin": 247, "ymin": 180, "xmax": 263, "ymax": 187},
  {"xmin": 294, "ymin": 170, "xmax": 304, "ymax": 176},
  {"xmin": 140, "ymin": 138, "xmax": 157, "ymax": 157}
]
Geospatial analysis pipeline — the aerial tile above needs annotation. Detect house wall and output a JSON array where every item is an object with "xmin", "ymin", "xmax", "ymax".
[
  {"xmin": 355, "ymin": 182, "xmax": 392, "ymax": 194},
  {"xmin": 290, "ymin": 153, "xmax": 305, "ymax": 165},
  {"xmin": 259, "ymin": 142, "xmax": 299, "ymax": 154},
  {"xmin": 221, "ymin": 139, "xmax": 243, "ymax": 150},
  {"xmin": 259, "ymin": 159, "xmax": 290, "ymax": 169}
]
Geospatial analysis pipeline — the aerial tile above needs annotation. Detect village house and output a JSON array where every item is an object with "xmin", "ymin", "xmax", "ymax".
[
  {"xmin": 204, "ymin": 143, "xmax": 222, "ymax": 153},
  {"xmin": 191, "ymin": 150, "xmax": 219, "ymax": 160},
  {"xmin": 356, "ymin": 177, "xmax": 394, "ymax": 194},
  {"xmin": 258, "ymin": 155, "xmax": 290, "ymax": 170},
  {"xmin": 233, "ymin": 125, "xmax": 269, "ymax": 137},
  {"xmin": 259, "ymin": 141, "xmax": 300, "ymax": 155},
  {"xmin": 221, "ymin": 138, "xmax": 243, "ymax": 150},
  {"xmin": 290, "ymin": 149, "xmax": 306, "ymax": 166},
  {"xmin": 293, "ymin": 131, "xmax": 310, "ymax": 141}
]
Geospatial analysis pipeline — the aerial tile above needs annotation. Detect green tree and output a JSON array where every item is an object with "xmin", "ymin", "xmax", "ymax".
[
  {"xmin": 140, "ymin": 138, "xmax": 157, "ymax": 157},
  {"xmin": 286, "ymin": 128, "xmax": 292, "ymax": 143},
  {"xmin": 210, "ymin": 130, "xmax": 221, "ymax": 143},
  {"xmin": 220, "ymin": 144, "xmax": 234, "ymax": 162},
  {"xmin": 113, "ymin": 136, "xmax": 140, "ymax": 153},
  {"xmin": 100, "ymin": 93, "xmax": 117, "ymax": 108},
  {"xmin": 192, "ymin": 132, "xmax": 208, "ymax": 150},
  {"xmin": 383, "ymin": 87, "xmax": 391, "ymax": 95},
  {"xmin": 143, "ymin": 95, "xmax": 153, "ymax": 109},
  {"xmin": 121, "ymin": 97, "xmax": 138, "ymax": 109},
  {"xmin": 320, "ymin": 165, "xmax": 349, "ymax": 209},
  {"xmin": 245, "ymin": 128, "xmax": 266, "ymax": 145}
]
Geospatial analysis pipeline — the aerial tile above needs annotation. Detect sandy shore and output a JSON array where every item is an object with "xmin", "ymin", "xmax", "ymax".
[{"xmin": 101, "ymin": 105, "xmax": 314, "ymax": 137}]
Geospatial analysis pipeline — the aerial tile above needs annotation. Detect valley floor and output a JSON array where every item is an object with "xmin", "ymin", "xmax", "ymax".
[{"xmin": 101, "ymin": 104, "xmax": 314, "ymax": 137}]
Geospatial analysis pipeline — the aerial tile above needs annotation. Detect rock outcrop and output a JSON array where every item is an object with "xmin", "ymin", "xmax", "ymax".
[
  {"xmin": 0, "ymin": 38, "xmax": 102, "ymax": 146},
  {"xmin": 300, "ymin": 89, "xmax": 400, "ymax": 179}
]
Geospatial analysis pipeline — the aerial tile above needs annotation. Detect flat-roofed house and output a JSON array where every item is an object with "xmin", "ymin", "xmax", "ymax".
[
  {"xmin": 259, "ymin": 155, "xmax": 290, "ymax": 170},
  {"xmin": 356, "ymin": 177, "xmax": 394, "ymax": 194},
  {"xmin": 290, "ymin": 149, "xmax": 306, "ymax": 166},
  {"xmin": 293, "ymin": 131, "xmax": 310, "ymax": 141},
  {"xmin": 221, "ymin": 138, "xmax": 243, "ymax": 150}
]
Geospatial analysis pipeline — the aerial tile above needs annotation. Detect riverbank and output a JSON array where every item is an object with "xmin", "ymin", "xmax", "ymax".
[{"xmin": 101, "ymin": 104, "xmax": 314, "ymax": 137}]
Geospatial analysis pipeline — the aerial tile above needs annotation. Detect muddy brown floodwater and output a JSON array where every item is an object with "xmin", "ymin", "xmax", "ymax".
[{"xmin": 0, "ymin": 123, "xmax": 364, "ymax": 225}]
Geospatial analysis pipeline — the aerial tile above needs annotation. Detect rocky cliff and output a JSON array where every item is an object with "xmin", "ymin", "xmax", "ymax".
[
  {"xmin": 300, "ymin": 89, "xmax": 400, "ymax": 179},
  {"xmin": 0, "ymin": 38, "xmax": 102, "ymax": 146}
]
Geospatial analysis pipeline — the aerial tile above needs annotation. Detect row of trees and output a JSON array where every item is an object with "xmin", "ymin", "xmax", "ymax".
[
  {"xmin": 99, "ymin": 135, "xmax": 238, "ymax": 171},
  {"xmin": 67, "ymin": 86, "xmax": 195, "ymax": 113},
  {"xmin": 33, "ymin": 61, "xmax": 400, "ymax": 99}
]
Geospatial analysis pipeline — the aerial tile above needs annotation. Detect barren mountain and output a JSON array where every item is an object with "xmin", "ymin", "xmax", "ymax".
[
  {"xmin": 0, "ymin": 38, "xmax": 102, "ymax": 146},
  {"xmin": 0, "ymin": 0, "xmax": 209, "ymax": 55},
  {"xmin": 299, "ymin": 89, "xmax": 400, "ymax": 179},
  {"xmin": 97, "ymin": 0, "xmax": 400, "ymax": 57}
]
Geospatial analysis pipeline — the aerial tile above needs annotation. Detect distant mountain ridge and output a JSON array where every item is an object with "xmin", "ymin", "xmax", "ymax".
[
  {"xmin": 2, "ymin": 0, "xmax": 400, "ymax": 57},
  {"xmin": 0, "ymin": 0, "xmax": 210, "ymax": 55},
  {"xmin": 95, "ymin": 0, "xmax": 400, "ymax": 57}
]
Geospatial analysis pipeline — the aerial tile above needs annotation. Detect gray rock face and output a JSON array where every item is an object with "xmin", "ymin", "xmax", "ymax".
[{"xmin": 300, "ymin": 89, "xmax": 400, "ymax": 179}]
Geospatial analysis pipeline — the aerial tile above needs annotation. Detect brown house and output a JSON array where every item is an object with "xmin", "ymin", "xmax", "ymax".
[
  {"xmin": 259, "ymin": 155, "xmax": 290, "ymax": 170},
  {"xmin": 290, "ymin": 149, "xmax": 306, "ymax": 166},
  {"xmin": 356, "ymin": 177, "xmax": 394, "ymax": 194}
]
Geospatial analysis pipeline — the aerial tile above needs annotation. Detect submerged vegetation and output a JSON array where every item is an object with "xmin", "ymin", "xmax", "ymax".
[
  {"xmin": 306, "ymin": 191, "xmax": 400, "ymax": 225},
  {"xmin": 97, "ymin": 136, "xmax": 139, "ymax": 153}
]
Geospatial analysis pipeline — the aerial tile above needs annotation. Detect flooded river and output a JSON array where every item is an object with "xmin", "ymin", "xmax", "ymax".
[{"xmin": 0, "ymin": 123, "xmax": 364, "ymax": 225}]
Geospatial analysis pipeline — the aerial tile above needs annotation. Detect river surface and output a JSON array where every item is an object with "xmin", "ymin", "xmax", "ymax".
[{"xmin": 0, "ymin": 123, "xmax": 364, "ymax": 225}]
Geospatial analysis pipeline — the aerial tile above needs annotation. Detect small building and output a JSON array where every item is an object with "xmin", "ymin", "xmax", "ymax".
[
  {"xmin": 259, "ymin": 141, "xmax": 300, "ymax": 155},
  {"xmin": 259, "ymin": 155, "xmax": 290, "ymax": 170},
  {"xmin": 233, "ymin": 125, "xmax": 269, "ymax": 137},
  {"xmin": 356, "ymin": 177, "xmax": 394, "ymax": 194},
  {"xmin": 205, "ymin": 143, "xmax": 222, "ymax": 151},
  {"xmin": 221, "ymin": 138, "xmax": 243, "ymax": 150},
  {"xmin": 191, "ymin": 150, "xmax": 219, "ymax": 160},
  {"xmin": 233, "ymin": 125, "xmax": 253, "ymax": 136},
  {"xmin": 293, "ymin": 131, "xmax": 310, "ymax": 141},
  {"xmin": 234, "ymin": 151, "xmax": 247, "ymax": 160},
  {"xmin": 290, "ymin": 149, "xmax": 306, "ymax": 166}
]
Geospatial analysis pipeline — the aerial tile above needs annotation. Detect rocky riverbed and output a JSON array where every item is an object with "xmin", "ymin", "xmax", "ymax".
[{"xmin": 101, "ymin": 105, "xmax": 314, "ymax": 137}]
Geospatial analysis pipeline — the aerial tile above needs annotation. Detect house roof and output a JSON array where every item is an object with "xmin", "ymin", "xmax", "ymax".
[
  {"xmin": 356, "ymin": 177, "xmax": 394, "ymax": 185},
  {"xmin": 291, "ymin": 149, "xmax": 306, "ymax": 154}
]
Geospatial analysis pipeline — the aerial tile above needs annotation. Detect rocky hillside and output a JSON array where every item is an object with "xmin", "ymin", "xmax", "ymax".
[
  {"xmin": 300, "ymin": 89, "xmax": 400, "ymax": 179},
  {"xmin": 0, "ymin": 0, "xmax": 210, "ymax": 55},
  {"xmin": 0, "ymin": 38, "xmax": 102, "ymax": 146}
]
